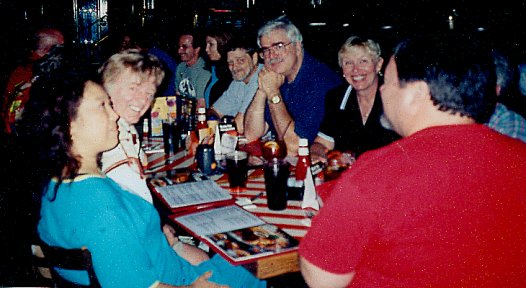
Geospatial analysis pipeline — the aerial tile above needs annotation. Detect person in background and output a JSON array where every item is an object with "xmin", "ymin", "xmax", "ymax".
[
  {"xmin": 99, "ymin": 49, "xmax": 208, "ymax": 265},
  {"xmin": 1, "ymin": 27, "xmax": 64, "ymax": 134},
  {"xmin": 175, "ymin": 31, "xmax": 211, "ymax": 109},
  {"xmin": 209, "ymin": 35, "xmax": 263, "ymax": 134},
  {"xmin": 486, "ymin": 49, "xmax": 526, "ymax": 142},
  {"xmin": 243, "ymin": 16, "xmax": 341, "ymax": 155},
  {"xmin": 519, "ymin": 63, "xmax": 526, "ymax": 97},
  {"xmin": 115, "ymin": 32, "xmax": 141, "ymax": 52},
  {"xmin": 22, "ymin": 70, "xmax": 265, "ymax": 288},
  {"xmin": 310, "ymin": 36, "xmax": 400, "ymax": 164},
  {"xmin": 299, "ymin": 32, "xmax": 526, "ymax": 287},
  {"xmin": 204, "ymin": 28, "xmax": 233, "ymax": 108}
]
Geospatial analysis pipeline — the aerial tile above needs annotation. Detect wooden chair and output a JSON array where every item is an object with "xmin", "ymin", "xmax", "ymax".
[{"xmin": 35, "ymin": 240, "xmax": 101, "ymax": 288}]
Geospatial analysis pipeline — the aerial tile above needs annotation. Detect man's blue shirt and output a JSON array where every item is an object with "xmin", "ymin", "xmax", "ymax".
[{"xmin": 264, "ymin": 51, "xmax": 341, "ymax": 143}]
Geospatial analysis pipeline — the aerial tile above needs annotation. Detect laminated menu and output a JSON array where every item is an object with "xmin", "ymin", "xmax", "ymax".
[
  {"xmin": 153, "ymin": 180, "xmax": 235, "ymax": 214},
  {"xmin": 172, "ymin": 205, "xmax": 299, "ymax": 265}
]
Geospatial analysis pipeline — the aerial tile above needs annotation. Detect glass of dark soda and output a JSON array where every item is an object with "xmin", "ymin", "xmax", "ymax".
[
  {"xmin": 226, "ymin": 151, "xmax": 249, "ymax": 193},
  {"xmin": 264, "ymin": 158, "xmax": 291, "ymax": 210}
]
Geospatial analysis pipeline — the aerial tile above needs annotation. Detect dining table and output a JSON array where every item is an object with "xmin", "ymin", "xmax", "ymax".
[{"xmin": 142, "ymin": 137, "xmax": 316, "ymax": 280}]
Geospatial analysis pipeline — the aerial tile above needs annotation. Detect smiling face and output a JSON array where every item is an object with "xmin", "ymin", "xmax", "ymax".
[
  {"xmin": 104, "ymin": 68, "xmax": 157, "ymax": 124},
  {"xmin": 70, "ymin": 81, "xmax": 119, "ymax": 157},
  {"xmin": 341, "ymin": 46, "xmax": 383, "ymax": 93},
  {"xmin": 205, "ymin": 36, "xmax": 221, "ymax": 61},
  {"xmin": 178, "ymin": 34, "xmax": 200, "ymax": 66},
  {"xmin": 227, "ymin": 48, "xmax": 258, "ymax": 83},
  {"xmin": 259, "ymin": 29, "xmax": 302, "ymax": 80}
]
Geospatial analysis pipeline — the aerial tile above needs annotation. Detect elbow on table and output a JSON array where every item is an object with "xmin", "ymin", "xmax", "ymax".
[{"xmin": 244, "ymin": 122, "xmax": 267, "ymax": 143}]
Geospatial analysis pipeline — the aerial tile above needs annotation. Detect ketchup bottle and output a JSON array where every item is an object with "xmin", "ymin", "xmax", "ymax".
[{"xmin": 295, "ymin": 138, "xmax": 311, "ymax": 183}]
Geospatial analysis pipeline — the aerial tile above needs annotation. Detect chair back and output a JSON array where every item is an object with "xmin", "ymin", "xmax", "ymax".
[{"xmin": 36, "ymin": 240, "xmax": 101, "ymax": 288}]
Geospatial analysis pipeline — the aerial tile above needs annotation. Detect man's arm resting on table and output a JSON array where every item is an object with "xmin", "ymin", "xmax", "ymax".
[
  {"xmin": 265, "ymin": 91, "xmax": 303, "ymax": 154},
  {"xmin": 234, "ymin": 112, "xmax": 245, "ymax": 135},
  {"xmin": 267, "ymin": 91, "xmax": 293, "ymax": 139},
  {"xmin": 208, "ymin": 107, "xmax": 223, "ymax": 120},
  {"xmin": 244, "ymin": 89, "xmax": 269, "ymax": 142},
  {"xmin": 300, "ymin": 256, "xmax": 355, "ymax": 288}
]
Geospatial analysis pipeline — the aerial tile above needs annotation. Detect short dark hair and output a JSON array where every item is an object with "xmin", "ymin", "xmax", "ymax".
[
  {"xmin": 392, "ymin": 32, "xmax": 496, "ymax": 123},
  {"xmin": 179, "ymin": 30, "xmax": 205, "ymax": 49},
  {"xmin": 224, "ymin": 34, "xmax": 258, "ymax": 56}
]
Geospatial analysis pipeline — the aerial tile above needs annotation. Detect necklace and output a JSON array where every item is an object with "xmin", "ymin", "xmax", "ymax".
[{"xmin": 357, "ymin": 95, "xmax": 374, "ymax": 124}]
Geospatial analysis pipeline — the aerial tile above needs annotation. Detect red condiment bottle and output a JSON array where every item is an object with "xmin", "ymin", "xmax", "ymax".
[{"xmin": 295, "ymin": 138, "xmax": 311, "ymax": 183}]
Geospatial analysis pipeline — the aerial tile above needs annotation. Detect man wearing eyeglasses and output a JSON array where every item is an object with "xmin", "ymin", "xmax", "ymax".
[
  {"xmin": 244, "ymin": 16, "xmax": 341, "ymax": 155},
  {"xmin": 175, "ymin": 31, "xmax": 211, "ymax": 109}
]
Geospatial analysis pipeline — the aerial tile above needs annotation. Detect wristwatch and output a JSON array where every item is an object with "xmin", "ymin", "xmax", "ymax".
[{"xmin": 270, "ymin": 94, "xmax": 281, "ymax": 104}]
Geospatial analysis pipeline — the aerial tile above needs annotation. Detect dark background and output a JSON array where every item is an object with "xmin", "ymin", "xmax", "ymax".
[{"xmin": 0, "ymin": 0, "xmax": 525, "ymax": 80}]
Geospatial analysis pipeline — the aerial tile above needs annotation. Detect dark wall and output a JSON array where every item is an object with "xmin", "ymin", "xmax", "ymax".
[{"xmin": 1, "ymin": 0, "xmax": 525, "ymax": 91}]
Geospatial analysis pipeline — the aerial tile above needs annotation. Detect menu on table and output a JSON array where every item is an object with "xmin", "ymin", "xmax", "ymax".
[{"xmin": 173, "ymin": 205, "xmax": 299, "ymax": 265}]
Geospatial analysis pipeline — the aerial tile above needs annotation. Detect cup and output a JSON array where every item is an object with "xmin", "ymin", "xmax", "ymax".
[
  {"xmin": 162, "ymin": 122, "xmax": 179, "ymax": 155},
  {"xmin": 261, "ymin": 140, "xmax": 286, "ymax": 161},
  {"xmin": 264, "ymin": 158, "xmax": 291, "ymax": 210},
  {"xmin": 196, "ymin": 144, "xmax": 216, "ymax": 175},
  {"xmin": 226, "ymin": 151, "xmax": 249, "ymax": 192}
]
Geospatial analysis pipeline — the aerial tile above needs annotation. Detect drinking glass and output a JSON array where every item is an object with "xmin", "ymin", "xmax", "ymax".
[
  {"xmin": 264, "ymin": 158, "xmax": 291, "ymax": 210},
  {"xmin": 226, "ymin": 151, "xmax": 249, "ymax": 192}
]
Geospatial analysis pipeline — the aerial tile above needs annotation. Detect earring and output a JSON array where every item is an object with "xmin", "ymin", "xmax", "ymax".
[{"xmin": 378, "ymin": 71, "xmax": 383, "ymax": 77}]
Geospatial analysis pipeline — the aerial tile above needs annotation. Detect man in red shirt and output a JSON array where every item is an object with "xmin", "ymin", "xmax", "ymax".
[
  {"xmin": 299, "ymin": 33, "xmax": 526, "ymax": 287},
  {"xmin": 1, "ymin": 27, "xmax": 64, "ymax": 134}
]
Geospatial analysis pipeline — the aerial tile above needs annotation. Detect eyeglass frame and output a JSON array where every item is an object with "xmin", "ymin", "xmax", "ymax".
[{"xmin": 259, "ymin": 41, "xmax": 294, "ymax": 58}]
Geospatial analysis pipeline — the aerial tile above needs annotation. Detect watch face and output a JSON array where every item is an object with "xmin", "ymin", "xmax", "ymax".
[{"xmin": 271, "ymin": 95, "xmax": 281, "ymax": 104}]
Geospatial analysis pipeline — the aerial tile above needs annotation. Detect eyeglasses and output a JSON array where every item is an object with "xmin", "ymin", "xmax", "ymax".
[{"xmin": 259, "ymin": 42, "xmax": 293, "ymax": 58}]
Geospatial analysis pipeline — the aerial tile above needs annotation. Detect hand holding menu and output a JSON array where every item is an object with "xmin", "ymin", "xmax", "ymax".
[{"xmin": 155, "ymin": 180, "xmax": 233, "ymax": 209}]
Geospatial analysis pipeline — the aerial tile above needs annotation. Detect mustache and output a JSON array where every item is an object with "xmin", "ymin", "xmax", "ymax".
[{"xmin": 267, "ymin": 58, "xmax": 282, "ymax": 65}]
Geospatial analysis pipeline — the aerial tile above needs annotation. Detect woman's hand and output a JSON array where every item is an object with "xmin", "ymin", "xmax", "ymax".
[
  {"xmin": 189, "ymin": 271, "xmax": 229, "ymax": 288},
  {"xmin": 163, "ymin": 224, "xmax": 210, "ymax": 265},
  {"xmin": 163, "ymin": 224, "xmax": 177, "ymax": 247}
]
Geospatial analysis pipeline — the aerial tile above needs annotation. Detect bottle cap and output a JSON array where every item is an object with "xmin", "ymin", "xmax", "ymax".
[
  {"xmin": 298, "ymin": 138, "xmax": 308, "ymax": 147},
  {"xmin": 298, "ymin": 147, "xmax": 309, "ymax": 156}
]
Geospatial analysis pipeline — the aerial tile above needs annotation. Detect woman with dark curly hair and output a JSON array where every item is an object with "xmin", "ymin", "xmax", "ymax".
[{"xmin": 21, "ymin": 72, "xmax": 265, "ymax": 288}]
